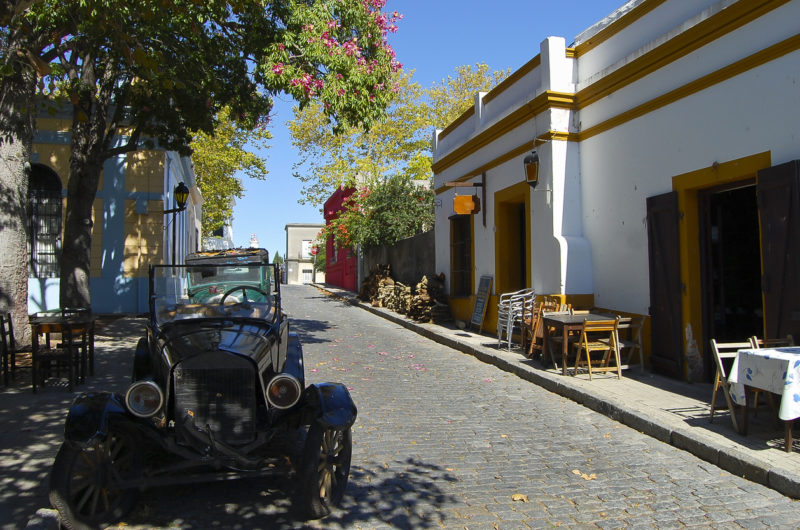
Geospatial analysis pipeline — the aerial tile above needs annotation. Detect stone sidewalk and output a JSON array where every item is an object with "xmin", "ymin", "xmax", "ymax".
[{"xmin": 312, "ymin": 283, "xmax": 800, "ymax": 500}]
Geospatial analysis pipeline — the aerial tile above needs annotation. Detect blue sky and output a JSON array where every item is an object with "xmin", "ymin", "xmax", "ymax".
[{"xmin": 231, "ymin": 0, "xmax": 626, "ymax": 258}]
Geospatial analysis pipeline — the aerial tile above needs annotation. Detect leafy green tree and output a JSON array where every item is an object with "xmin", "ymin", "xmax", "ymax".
[
  {"xmin": 190, "ymin": 107, "xmax": 271, "ymax": 236},
  {"xmin": 289, "ymin": 63, "xmax": 508, "ymax": 209},
  {"xmin": 273, "ymin": 251, "xmax": 284, "ymax": 266},
  {"xmin": 322, "ymin": 174, "xmax": 434, "ymax": 250},
  {"xmin": 291, "ymin": 63, "xmax": 507, "ymax": 251},
  {"xmin": 312, "ymin": 243, "xmax": 326, "ymax": 273},
  {"xmin": 428, "ymin": 63, "xmax": 509, "ymax": 129},
  {"xmin": 1, "ymin": 0, "xmax": 402, "ymax": 309},
  {"xmin": 290, "ymin": 69, "xmax": 428, "ymax": 206}
]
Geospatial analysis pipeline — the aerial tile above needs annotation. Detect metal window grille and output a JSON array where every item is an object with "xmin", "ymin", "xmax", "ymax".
[{"xmin": 28, "ymin": 188, "xmax": 62, "ymax": 278}]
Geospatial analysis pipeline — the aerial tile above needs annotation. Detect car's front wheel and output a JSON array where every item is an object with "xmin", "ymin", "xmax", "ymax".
[
  {"xmin": 49, "ymin": 426, "xmax": 142, "ymax": 530},
  {"xmin": 299, "ymin": 422, "xmax": 352, "ymax": 519}
]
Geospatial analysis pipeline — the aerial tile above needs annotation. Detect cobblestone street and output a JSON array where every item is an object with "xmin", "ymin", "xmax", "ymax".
[
  {"xmin": 5, "ymin": 284, "xmax": 799, "ymax": 529},
  {"xmin": 272, "ymin": 285, "xmax": 798, "ymax": 528}
]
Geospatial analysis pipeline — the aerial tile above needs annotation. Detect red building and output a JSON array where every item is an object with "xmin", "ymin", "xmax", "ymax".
[{"xmin": 323, "ymin": 186, "xmax": 358, "ymax": 292}]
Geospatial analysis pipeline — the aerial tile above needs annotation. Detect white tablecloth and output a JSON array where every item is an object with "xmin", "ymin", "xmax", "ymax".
[{"xmin": 728, "ymin": 347, "xmax": 800, "ymax": 421}]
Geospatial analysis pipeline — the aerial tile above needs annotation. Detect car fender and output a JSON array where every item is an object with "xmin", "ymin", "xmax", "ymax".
[
  {"xmin": 63, "ymin": 392, "xmax": 136, "ymax": 446},
  {"xmin": 303, "ymin": 382, "xmax": 357, "ymax": 429},
  {"xmin": 282, "ymin": 332, "xmax": 305, "ymax": 384},
  {"xmin": 132, "ymin": 337, "xmax": 151, "ymax": 382}
]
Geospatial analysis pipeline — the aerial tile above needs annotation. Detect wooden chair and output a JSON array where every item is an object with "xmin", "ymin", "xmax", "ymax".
[
  {"xmin": 708, "ymin": 339, "xmax": 750, "ymax": 433},
  {"xmin": 616, "ymin": 316, "xmax": 645, "ymax": 372},
  {"xmin": 749, "ymin": 335, "xmax": 794, "ymax": 349},
  {"xmin": 1, "ymin": 313, "xmax": 18, "ymax": 386},
  {"xmin": 573, "ymin": 318, "xmax": 621, "ymax": 380},
  {"xmin": 541, "ymin": 306, "xmax": 573, "ymax": 367},
  {"xmin": 31, "ymin": 314, "xmax": 89, "ymax": 392}
]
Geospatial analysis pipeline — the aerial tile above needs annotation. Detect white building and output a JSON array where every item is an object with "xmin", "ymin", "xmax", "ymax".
[
  {"xmin": 284, "ymin": 223, "xmax": 325, "ymax": 285},
  {"xmin": 433, "ymin": 0, "xmax": 800, "ymax": 380}
]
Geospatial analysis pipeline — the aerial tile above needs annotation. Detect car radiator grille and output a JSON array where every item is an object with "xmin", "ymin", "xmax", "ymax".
[{"xmin": 174, "ymin": 352, "xmax": 257, "ymax": 446}]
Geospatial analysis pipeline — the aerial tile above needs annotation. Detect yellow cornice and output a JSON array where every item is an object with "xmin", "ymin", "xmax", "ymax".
[
  {"xmin": 432, "ymin": 92, "xmax": 576, "ymax": 175},
  {"xmin": 432, "ymin": 0, "xmax": 793, "ymax": 178},
  {"xmin": 434, "ymin": 130, "xmax": 576, "ymax": 194},
  {"xmin": 579, "ymin": 32, "xmax": 800, "ymax": 141},
  {"xmin": 483, "ymin": 56, "xmax": 542, "ymax": 106},
  {"xmin": 437, "ymin": 107, "xmax": 475, "ymax": 141},
  {"xmin": 575, "ymin": 0, "xmax": 793, "ymax": 108},
  {"xmin": 573, "ymin": 0, "xmax": 668, "ymax": 57}
]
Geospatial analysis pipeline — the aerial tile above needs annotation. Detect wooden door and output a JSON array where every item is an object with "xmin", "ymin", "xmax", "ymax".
[
  {"xmin": 757, "ymin": 160, "xmax": 800, "ymax": 340},
  {"xmin": 646, "ymin": 192, "xmax": 684, "ymax": 378}
]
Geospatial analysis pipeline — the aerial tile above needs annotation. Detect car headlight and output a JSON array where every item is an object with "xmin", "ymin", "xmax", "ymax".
[
  {"xmin": 125, "ymin": 381, "xmax": 164, "ymax": 418},
  {"xmin": 266, "ymin": 374, "xmax": 302, "ymax": 409}
]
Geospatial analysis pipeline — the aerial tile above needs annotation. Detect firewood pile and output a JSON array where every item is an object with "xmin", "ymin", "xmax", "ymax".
[{"xmin": 358, "ymin": 265, "xmax": 451, "ymax": 323}]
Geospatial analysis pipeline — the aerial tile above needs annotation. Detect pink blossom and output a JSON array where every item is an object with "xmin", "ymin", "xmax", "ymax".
[{"xmin": 271, "ymin": 63, "xmax": 284, "ymax": 75}]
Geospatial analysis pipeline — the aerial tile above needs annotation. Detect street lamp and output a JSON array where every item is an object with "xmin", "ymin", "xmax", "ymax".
[{"xmin": 163, "ymin": 182, "xmax": 189, "ymax": 266}]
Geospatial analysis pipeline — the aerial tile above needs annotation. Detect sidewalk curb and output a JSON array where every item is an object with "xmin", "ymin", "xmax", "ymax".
[{"xmin": 313, "ymin": 283, "xmax": 800, "ymax": 499}]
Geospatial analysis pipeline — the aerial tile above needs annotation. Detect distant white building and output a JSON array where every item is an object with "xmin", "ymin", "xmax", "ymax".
[
  {"xmin": 284, "ymin": 223, "xmax": 325, "ymax": 284},
  {"xmin": 249, "ymin": 233, "xmax": 259, "ymax": 248}
]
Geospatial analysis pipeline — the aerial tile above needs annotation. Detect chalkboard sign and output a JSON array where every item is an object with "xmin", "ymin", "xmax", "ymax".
[{"xmin": 470, "ymin": 275, "xmax": 493, "ymax": 333}]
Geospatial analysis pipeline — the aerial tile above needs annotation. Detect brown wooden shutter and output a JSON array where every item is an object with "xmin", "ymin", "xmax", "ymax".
[
  {"xmin": 646, "ymin": 191, "xmax": 684, "ymax": 378},
  {"xmin": 757, "ymin": 160, "xmax": 800, "ymax": 341}
]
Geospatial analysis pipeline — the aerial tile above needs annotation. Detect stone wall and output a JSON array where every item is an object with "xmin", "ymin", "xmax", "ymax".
[{"xmin": 358, "ymin": 230, "xmax": 436, "ymax": 288}]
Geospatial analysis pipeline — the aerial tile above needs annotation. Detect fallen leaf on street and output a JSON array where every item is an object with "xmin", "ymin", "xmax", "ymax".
[{"xmin": 511, "ymin": 493, "xmax": 529, "ymax": 502}]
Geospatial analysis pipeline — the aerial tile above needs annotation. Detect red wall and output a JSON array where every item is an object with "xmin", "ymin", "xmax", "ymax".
[{"xmin": 323, "ymin": 186, "xmax": 358, "ymax": 292}]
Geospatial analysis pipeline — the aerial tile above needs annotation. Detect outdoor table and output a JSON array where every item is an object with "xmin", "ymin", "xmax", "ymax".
[
  {"xmin": 541, "ymin": 312, "xmax": 614, "ymax": 376},
  {"xmin": 29, "ymin": 311, "xmax": 96, "ymax": 392},
  {"xmin": 728, "ymin": 347, "xmax": 800, "ymax": 452}
]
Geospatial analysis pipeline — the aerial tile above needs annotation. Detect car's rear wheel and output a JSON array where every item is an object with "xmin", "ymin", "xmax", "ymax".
[
  {"xmin": 299, "ymin": 422, "xmax": 352, "ymax": 519},
  {"xmin": 49, "ymin": 426, "xmax": 142, "ymax": 530}
]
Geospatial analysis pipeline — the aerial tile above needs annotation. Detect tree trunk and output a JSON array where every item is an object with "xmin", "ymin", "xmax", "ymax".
[
  {"xmin": 0, "ymin": 61, "xmax": 35, "ymax": 345},
  {"xmin": 60, "ymin": 109, "xmax": 106, "ymax": 310}
]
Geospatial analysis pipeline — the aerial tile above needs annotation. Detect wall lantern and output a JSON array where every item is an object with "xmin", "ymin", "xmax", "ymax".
[{"xmin": 523, "ymin": 150, "xmax": 539, "ymax": 188}]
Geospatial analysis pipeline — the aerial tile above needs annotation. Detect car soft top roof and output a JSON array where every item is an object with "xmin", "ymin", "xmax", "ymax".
[{"xmin": 185, "ymin": 248, "xmax": 270, "ymax": 266}]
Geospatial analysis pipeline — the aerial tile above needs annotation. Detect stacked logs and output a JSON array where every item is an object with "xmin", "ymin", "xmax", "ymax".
[{"xmin": 358, "ymin": 265, "xmax": 451, "ymax": 323}]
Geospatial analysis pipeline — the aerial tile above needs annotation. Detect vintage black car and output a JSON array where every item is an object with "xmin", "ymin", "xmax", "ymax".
[{"xmin": 49, "ymin": 249, "xmax": 356, "ymax": 528}]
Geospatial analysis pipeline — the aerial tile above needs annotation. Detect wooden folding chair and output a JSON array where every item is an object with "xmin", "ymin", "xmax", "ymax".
[
  {"xmin": 535, "ymin": 304, "xmax": 571, "ymax": 364},
  {"xmin": 708, "ymin": 339, "xmax": 750, "ymax": 433},
  {"xmin": 616, "ymin": 316, "xmax": 645, "ymax": 372},
  {"xmin": 573, "ymin": 318, "xmax": 621, "ymax": 380}
]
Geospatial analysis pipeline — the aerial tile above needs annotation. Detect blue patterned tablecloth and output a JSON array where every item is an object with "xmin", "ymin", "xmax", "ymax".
[{"xmin": 728, "ymin": 347, "xmax": 800, "ymax": 421}]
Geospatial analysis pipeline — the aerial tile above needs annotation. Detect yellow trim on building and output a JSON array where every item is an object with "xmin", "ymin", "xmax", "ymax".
[
  {"xmin": 438, "ymin": 106, "xmax": 475, "ymax": 141},
  {"xmin": 579, "ymin": 32, "xmax": 800, "ymax": 141},
  {"xmin": 576, "ymin": 0, "xmax": 792, "ymax": 108},
  {"xmin": 433, "ymin": 0, "xmax": 793, "ymax": 179},
  {"xmin": 482, "ymin": 55, "xmax": 542, "ymax": 106},
  {"xmin": 573, "ymin": 0, "xmax": 668, "ymax": 57},
  {"xmin": 671, "ymin": 151, "xmax": 771, "ymax": 378},
  {"xmin": 432, "ymin": 91, "xmax": 577, "ymax": 175}
]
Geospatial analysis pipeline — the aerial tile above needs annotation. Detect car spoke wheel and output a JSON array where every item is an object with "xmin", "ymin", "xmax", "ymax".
[
  {"xmin": 49, "ymin": 427, "xmax": 142, "ymax": 530},
  {"xmin": 299, "ymin": 422, "xmax": 352, "ymax": 519}
]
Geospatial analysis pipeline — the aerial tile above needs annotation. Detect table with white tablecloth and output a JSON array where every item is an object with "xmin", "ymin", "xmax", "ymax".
[{"xmin": 728, "ymin": 347, "xmax": 800, "ymax": 451}]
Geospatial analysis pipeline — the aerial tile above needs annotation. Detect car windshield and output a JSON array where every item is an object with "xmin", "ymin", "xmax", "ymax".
[{"xmin": 150, "ymin": 263, "xmax": 277, "ymax": 326}]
